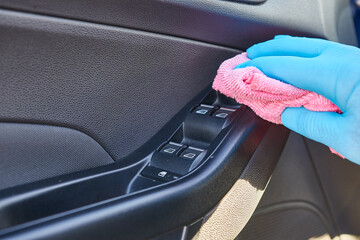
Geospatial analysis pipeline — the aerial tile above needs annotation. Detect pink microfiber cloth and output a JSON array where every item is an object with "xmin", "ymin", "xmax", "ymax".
[{"xmin": 213, "ymin": 53, "xmax": 343, "ymax": 156}]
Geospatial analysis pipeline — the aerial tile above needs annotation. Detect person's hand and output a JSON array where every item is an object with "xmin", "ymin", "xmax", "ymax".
[{"xmin": 235, "ymin": 36, "xmax": 360, "ymax": 165}]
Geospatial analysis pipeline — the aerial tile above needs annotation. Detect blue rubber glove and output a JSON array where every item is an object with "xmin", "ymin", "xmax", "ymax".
[{"xmin": 235, "ymin": 36, "xmax": 360, "ymax": 165}]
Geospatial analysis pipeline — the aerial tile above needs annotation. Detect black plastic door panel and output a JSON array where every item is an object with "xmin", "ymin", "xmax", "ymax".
[{"xmin": 0, "ymin": 0, "xmax": 357, "ymax": 239}]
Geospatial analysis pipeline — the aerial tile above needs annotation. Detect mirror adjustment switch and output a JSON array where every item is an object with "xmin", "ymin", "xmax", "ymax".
[
  {"xmin": 180, "ymin": 147, "xmax": 204, "ymax": 160},
  {"xmin": 141, "ymin": 166, "xmax": 181, "ymax": 182},
  {"xmin": 192, "ymin": 105, "xmax": 214, "ymax": 116},
  {"xmin": 160, "ymin": 142, "xmax": 182, "ymax": 155},
  {"xmin": 212, "ymin": 108, "xmax": 235, "ymax": 119}
]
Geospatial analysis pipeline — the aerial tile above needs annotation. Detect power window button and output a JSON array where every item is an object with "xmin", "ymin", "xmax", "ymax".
[
  {"xmin": 180, "ymin": 147, "xmax": 204, "ymax": 160},
  {"xmin": 160, "ymin": 142, "xmax": 182, "ymax": 155},
  {"xmin": 212, "ymin": 108, "xmax": 235, "ymax": 119},
  {"xmin": 192, "ymin": 105, "xmax": 214, "ymax": 116}
]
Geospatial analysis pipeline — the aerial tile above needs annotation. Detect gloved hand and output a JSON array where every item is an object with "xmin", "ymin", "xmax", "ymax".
[{"xmin": 235, "ymin": 36, "xmax": 360, "ymax": 165}]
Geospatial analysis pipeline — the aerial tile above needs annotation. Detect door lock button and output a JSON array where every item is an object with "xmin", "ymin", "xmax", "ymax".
[
  {"xmin": 160, "ymin": 142, "xmax": 182, "ymax": 155},
  {"xmin": 141, "ymin": 166, "xmax": 181, "ymax": 182},
  {"xmin": 180, "ymin": 147, "xmax": 204, "ymax": 160}
]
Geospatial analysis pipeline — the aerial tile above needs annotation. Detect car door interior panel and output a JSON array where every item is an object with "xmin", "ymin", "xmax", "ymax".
[
  {"xmin": 0, "ymin": 86, "xmax": 289, "ymax": 239},
  {"xmin": 0, "ymin": 0, "xmax": 358, "ymax": 239}
]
